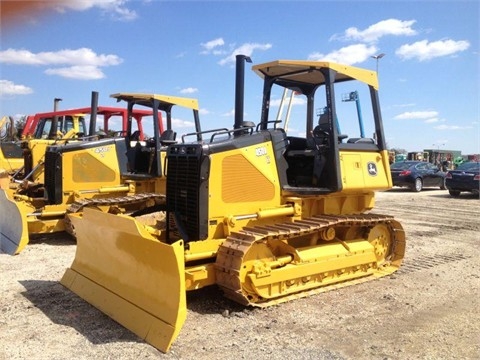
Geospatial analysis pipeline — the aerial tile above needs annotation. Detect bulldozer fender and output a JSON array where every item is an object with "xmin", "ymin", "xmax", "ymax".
[
  {"xmin": 61, "ymin": 208, "xmax": 186, "ymax": 353},
  {"xmin": 0, "ymin": 189, "xmax": 30, "ymax": 255}
]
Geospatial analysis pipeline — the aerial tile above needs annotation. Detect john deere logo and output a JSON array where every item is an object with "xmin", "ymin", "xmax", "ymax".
[{"xmin": 367, "ymin": 162, "xmax": 377, "ymax": 176}]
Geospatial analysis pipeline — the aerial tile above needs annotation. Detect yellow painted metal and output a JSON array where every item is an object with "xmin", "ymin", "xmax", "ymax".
[
  {"xmin": 0, "ymin": 151, "xmax": 23, "ymax": 174},
  {"xmin": 63, "ymin": 142, "xmax": 123, "ymax": 190},
  {"xmin": 244, "ymin": 240, "xmax": 377, "ymax": 300},
  {"xmin": 58, "ymin": 59, "xmax": 405, "ymax": 353},
  {"xmin": 0, "ymin": 186, "xmax": 73, "ymax": 254},
  {"xmin": 26, "ymin": 204, "xmax": 67, "ymax": 234},
  {"xmin": 0, "ymin": 140, "xmax": 131, "ymax": 253},
  {"xmin": 0, "ymin": 169, "xmax": 9, "ymax": 189},
  {"xmin": 252, "ymin": 59, "xmax": 379, "ymax": 89},
  {"xmin": 221, "ymin": 153, "xmax": 275, "ymax": 202},
  {"xmin": 2, "ymin": 120, "xmax": 171, "ymax": 254},
  {"xmin": 256, "ymin": 206, "xmax": 295, "ymax": 219},
  {"xmin": 111, "ymin": 93, "xmax": 199, "ymax": 110},
  {"xmin": 61, "ymin": 208, "xmax": 186, "ymax": 353},
  {"xmin": 0, "ymin": 115, "xmax": 9, "ymax": 130},
  {"xmin": 27, "ymin": 218, "xmax": 65, "ymax": 234},
  {"xmin": 371, "ymin": 219, "xmax": 406, "ymax": 273},
  {"xmin": 4, "ymin": 92, "xmax": 199, "ymax": 255},
  {"xmin": 207, "ymin": 140, "xmax": 285, "ymax": 235},
  {"xmin": 184, "ymin": 239, "xmax": 223, "ymax": 262},
  {"xmin": 23, "ymin": 115, "xmax": 85, "ymax": 183},
  {"xmin": 0, "ymin": 189, "xmax": 29, "ymax": 254},
  {"xmin": 78, "ymin": 185, "xmax": 130, "ymax": 195},
  {"xmin": 185, "ymin": 263, "xmax": 217, "ymax": 290},
  {"xmin": 218, "ymin": 215, "xmax": 405, "ymax": 307},
  {"xmin": 339, "ymin": 150, "xmax": 391, "ymax": 191}
]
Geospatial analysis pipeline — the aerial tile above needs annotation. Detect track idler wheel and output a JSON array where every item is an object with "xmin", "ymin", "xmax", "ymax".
[{"xmin": 367, "ymin": 220, "xmax": 405, "ymax": 271}]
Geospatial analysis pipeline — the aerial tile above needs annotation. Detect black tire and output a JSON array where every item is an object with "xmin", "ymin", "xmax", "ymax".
[
  {"xmin": 449, "ymin": 190, "xmax": 461, "ymax": 197},
  {"xmin": 411, "ymin": 178, "xmax": 423, "ymax": 192}
]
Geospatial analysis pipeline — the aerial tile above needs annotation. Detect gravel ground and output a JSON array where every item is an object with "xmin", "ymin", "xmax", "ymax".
[{"xmin": 1, "ymin": 188, "xmax": 479, "ymax": 360}]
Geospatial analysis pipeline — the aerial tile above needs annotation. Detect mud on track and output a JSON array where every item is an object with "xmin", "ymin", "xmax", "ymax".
[{"xmin": 1, "ymin": 189, "xmax": 479, "ymax": 360}]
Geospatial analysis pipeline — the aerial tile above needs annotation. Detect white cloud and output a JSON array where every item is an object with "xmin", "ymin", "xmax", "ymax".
[
  {"xmin": 0, "ymin": 48, "xmax": 122, "ymax": 66},
  {"xmin": 396, "ymin": 39, "xmax": 470, "ymax": 61},
  {"xmin": 53, "ymin": 0, "xmax": 137, "ymax": 21},
  {"xmin": 218, "ymin": 43, "xmax": 272, "ymax": 66},
  {"xmin": 269, "ymin": 96, "xmax": 306, "ymax": 107},
  {"xmin": 0, "ymin": 48, "xmax": 123, "ymax": 80},
  {"xmin": 200, "ymin": 38, "xmax": 225, "ymax": 54},
  {"xmin": 393, "ymin": 103, "xmax": 416, "ymax": 108},
  {"xmin": 434, "ymin": 124, "xmax": 472, "ymax": 130},
  {"xmin": 179, "ymin": 87, "xmax": 198, "ymax": 94},
  {"xmin": 200, "ymin": 39, "xmax": 272, "ymax": 64},
  {"xmin": 45, "ymin": 65, "xmax": 105, "ymax": 80},
  {"xmin": 172, "ymin": 118, "xmax": 196, "ymax": 128},
  {"xmin": 0, "ymin": 80, "xmax": 34, "ymax": 96},
  {"xmin": 332, "ymin": 19, "xmax": 417, "ymax": 43},
  {"xmin": 308, "ymin": 44, "xmax": 378, "ymax": 65},
  {"xmin": 222, "ymin": 109, "xmax": 235, "ymax": 117},
  {"xmin": 394, "ymin": 111, "xmax": 439, "ymax": 120}
]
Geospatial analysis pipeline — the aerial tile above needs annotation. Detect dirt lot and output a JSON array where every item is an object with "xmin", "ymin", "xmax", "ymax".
[{"xmin": 1, "ymin": 189, "xmax": 479, "ymax": 360}]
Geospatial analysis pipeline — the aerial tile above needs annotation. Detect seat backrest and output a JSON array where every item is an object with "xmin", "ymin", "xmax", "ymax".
[
  {"xmin": 346, "ymin": 137, "xmax": 375, "ymax": 144},
  {"xmin": 316, "ymin": 113, "xmax": 330, "ymax": 132},
  {"xmin": 160, "ymin": 129, "xmax": 176, "ymax": 141},
  {"xmin": 130, "ymin": 130, "xmax": 141, "ymax": 141}
]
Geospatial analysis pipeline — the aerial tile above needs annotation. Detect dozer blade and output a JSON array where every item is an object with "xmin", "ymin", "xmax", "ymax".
[
  {"xmin": 61, "ymin": 208, "xmax": 186, "ymax": 353},
  {"xmin": 0, "ymin": 189, "xmax": 29, "ymax": 255}
]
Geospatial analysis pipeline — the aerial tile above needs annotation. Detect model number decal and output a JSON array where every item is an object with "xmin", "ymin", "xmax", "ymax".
[
  {"xmin": 93, "ymin": 146, "xmax": 110, "ymax": 157},
  {"xmin": 94, "ymin": 147, "xmax": 110, "ymax": 153},
  {"xmin": 255, "ymin": 146, "xmax": 268, "ymax": 156}
]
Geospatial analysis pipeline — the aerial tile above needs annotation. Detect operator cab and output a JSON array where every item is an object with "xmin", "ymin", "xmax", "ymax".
[
  {"xmin": 252, "ymin": 60, "xmax": 388, "ymax": 195},
  {"xmin": 111, "ymin": 93, "xmax": 202, "ymax": 179}
]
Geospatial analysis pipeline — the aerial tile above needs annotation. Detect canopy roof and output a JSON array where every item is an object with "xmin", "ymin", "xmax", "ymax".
[
  {"xmin": 252, "ymin": 60, "xmax": 378, "ymax": 89},
  {"xmin": 111, "ymin": 93, "xmax": 199, "ymax": 111}
]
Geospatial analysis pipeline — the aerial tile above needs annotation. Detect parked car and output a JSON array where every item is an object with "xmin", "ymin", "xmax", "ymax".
[
  {"xmin": 390, "ymin": 161, "xmax": 446, "ymax": 192},
  {"xmin": 445, "ymin": 161, "xmax": 480, "ymax": 197}
]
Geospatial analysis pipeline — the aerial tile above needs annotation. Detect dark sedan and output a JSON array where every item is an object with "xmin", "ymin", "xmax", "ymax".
[
  {"xmin": 445, "ymin": 162, "xmax": 480, "ymax": 197},
  {"xmin": 390, "ymin": 161, "xmax": 446, "ymax": 192}
]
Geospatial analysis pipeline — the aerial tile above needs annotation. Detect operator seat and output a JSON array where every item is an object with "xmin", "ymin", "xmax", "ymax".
[
  {"xmin": 159, "ymin": 129, "xmax": 177, "ymax": 146},
  {"xmin": 313, "ymin": 113, "xmax": 330, "ymax": 143},
  {"xmin": 308, "ymin": 113, "xmax": 330, "ymax": 186},
  {"xmin": 130, "ymin": 130, "xmax": 141, "ymax": 142}
]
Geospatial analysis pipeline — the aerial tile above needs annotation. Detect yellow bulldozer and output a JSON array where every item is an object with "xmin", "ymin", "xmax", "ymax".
[
  {"xmin": 2, "ymin": 94, "xmax": 110, "ymax": 178},
  {"xmin": 15, "ymin": 107, "xmax": 95, "ymax": 184},
  {"xmin": 0, "ymin": 93, "xmax": 202, "ymax": 255},
  {"xmin": 3, "ymin": 94, "xmax": 104, "ymax": 183},
  {"xmin": 61, "ymin": 55, "xmax": 406, "ymax": 353},
  {"xmin": 1, "ymin": 106, "xmax": 94, "ymax": 189}
]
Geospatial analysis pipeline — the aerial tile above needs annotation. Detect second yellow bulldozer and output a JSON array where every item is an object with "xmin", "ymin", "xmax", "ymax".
[
  {"xmin": 61, "ymin": 55, "xmax": 406, "ymax": 353},
  {"xmin": 0, "ymin": 93, "xmax": 202, "ymax": 254}
]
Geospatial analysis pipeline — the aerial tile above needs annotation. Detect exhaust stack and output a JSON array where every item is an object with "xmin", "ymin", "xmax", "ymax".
[
  {"xmin": 88, "ymin": 91, "xmax": 99, "ymax": 137},
  {"xmin": 234, "ymin": 55, "xmax": 252, "ymax": 132}
]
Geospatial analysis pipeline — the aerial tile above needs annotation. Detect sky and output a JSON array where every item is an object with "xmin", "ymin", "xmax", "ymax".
[{"xmin": 0, "ymin": 0, "xmax": 479, "ymax": 155}]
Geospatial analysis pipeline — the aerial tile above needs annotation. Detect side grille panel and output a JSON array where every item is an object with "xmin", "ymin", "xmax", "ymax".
[{"xmin": 166, "ymin": 145, "xmax": 208, "ymax": 242}]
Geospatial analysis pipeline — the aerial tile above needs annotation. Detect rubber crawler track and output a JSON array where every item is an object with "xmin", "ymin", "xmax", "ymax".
[
  {"xmin": 215, "ymin": 213, "xmax": 405, "ymax": 307},
  {"xmin": 67, "ymin": 193, "xmax": 166, "ymax": 213},
  {"xmin": 64, "ymin": 193, "xmax": 166, "ymax": 236}
]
